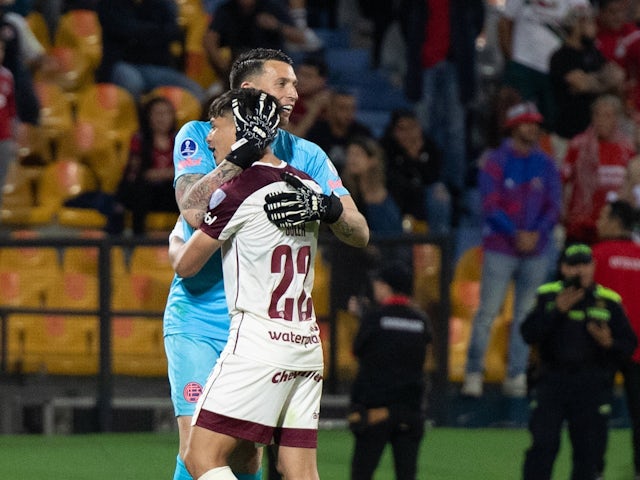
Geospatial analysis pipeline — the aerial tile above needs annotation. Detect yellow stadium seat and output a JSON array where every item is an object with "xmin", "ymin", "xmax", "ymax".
[
  {"xmin": 0, "ymin": 235, "xmax": 61, "ymax": 308},
  {"xmin": 128, "ymin": 246, "xmax": 173, "ymax": 312},
  {"xmin": 185, "ymin": 50, "xmax": 218, "ymax": 89},
  {"xmin": 313, "ymin": 248, "xmax": 331, "ymax": 319},
  {"xmin": 0, "ymin": 163, "xmax": 52, "ymax": 226},
  {"xmin": 33, "ymin": 81, "xmax": 74, "ymax": 157},
  {"xmin": 54, "ymin": 9, "xmax": 102, "ymax": 71},
  {"xmin": 448, "ymin": 246, "xmax": 514, "ymax": 383},
  {"xmin": 26, "ymin": 11, "xmax": 51, "ymax": 51},
  {"xmin": 111, "ymin": 316, "xmax": 167, "ymax": 376},
  {"xmin": 75, "ymin": 83, "xmax": 139, "ymax": 161},
  {"xmin": 45, "ymin": 45, "xmax": 95, "ymax": 95},
  {"xmin": 6, "ymin": 314, "xmax": 98, "ymax": 375},
  {"xmin": 37, "ymin": 158, "xmax": 107, "ymax": 228},
  {"xmin": 57, "ymin": 120, "xmax": 126, "ymax": 194},
  {"xmin": 148, "ymin": 85, "xmax": 202, "ymax": 125}
]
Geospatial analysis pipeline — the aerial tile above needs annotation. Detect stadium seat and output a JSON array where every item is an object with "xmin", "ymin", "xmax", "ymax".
[
  {"xmin": 148, "ymin": 85, "xmax": 202, "ymax": 125},
  {"xmin": 325, "ymin": 47, "xmax": 371, "ymax": 83},
  {"xmin": 45, "ymin": 46, "xmax": 95, "ymax": 95},
  {"xmin": 128, "ymin": 246, "xmax": 174, "ymax": 312},
  {"xmin": 75, "ymin": 83, "xmax": 139, "ymax": 161},
  {"xmin": 184, "ymin": 50, "xmax": 219, "ymax": 89},
  {"xmin": 176, "ymin": 0, "xmax": 210, "ymax": 54},
  {"xmin": 26, "ymin": 11, "xmax": 51, "ymax": 51},
  {"xmin": 355, "ymin": 109, "xmax": 390, "ymax": 138},
  {"xmin": 313, "ymin": 248, "xmax": 331, "ymax": 319},
  {"xmin": 313, "ymin": 28, "xmax": 350, "ymax": 48},
  {"xmin": 0, "ymin": 234, "xmax": 61, "ymax": 308},
  {"xmin": 38, "ymin": 158, "xmax": 107, "ymax": 228},
  {"xmin": 17, "ymin": 123, "xmax": 52, "ymax": 166},
  {"xmin": 144, "ymin": 212, "xmax": 179, "ymax": 233},
  {"xmin": 54, "ymin": 9, "xmax": 102, "ymax": 72},
  {"xmin": 33, "ymin": 81, "xmax": 75, "ymax": 158},
  {"xmin": 5, "ymin": 314, "xmax": 99, "ymax": 375},
  {"xmin": 57, "ymin": 120, "xmax": 126, "ymax": 194},
  {"xmin": 111, "ymin": 316, "xmax": 167, "ymax": 376},
  {"xmin": 0, "ymin": 162, "xmax": 52, "ymax": 226},
  {"xmin": 448, "ymin": 246, "xmax": 513, "ymax": 383}
]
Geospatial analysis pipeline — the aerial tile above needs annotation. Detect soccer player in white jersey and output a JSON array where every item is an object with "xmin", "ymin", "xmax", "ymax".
[
  {"xmin": 166, "ymin": 48, "xmax": 369, "ymax": 480},
  {"xmin": 171, "ymin": 88, "xmax": 323, "ymax": 480}
]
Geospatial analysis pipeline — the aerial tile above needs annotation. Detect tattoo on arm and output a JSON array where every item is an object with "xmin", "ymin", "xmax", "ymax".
[{"xmin": 175, "ymin": 161, "xmax": 242, "ymax": 227}]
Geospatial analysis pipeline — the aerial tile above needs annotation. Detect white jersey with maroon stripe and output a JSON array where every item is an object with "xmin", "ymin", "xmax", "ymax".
[{"xmin": 200, "ymin": 161, "xmax": 323, "ymax": 370}]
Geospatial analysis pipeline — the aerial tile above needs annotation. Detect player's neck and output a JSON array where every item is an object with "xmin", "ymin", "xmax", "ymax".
[{"xmin": 259, "ymin": 149, "xmax": 284, "ymax": 167}]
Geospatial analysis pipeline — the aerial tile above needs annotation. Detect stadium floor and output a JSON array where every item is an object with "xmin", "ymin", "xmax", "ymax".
[{"xmin": 0, "ymin": 428, "xmax": 634, "ymax": 479}]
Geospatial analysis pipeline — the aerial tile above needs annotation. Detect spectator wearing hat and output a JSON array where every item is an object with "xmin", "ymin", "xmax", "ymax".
[
  {"xmin": 561, "ymin": 94, "xmax": 636, "ymax": 245},
  {"xmin": 521, "ymin": 242, "xmax": 637, "ymax": 480},
  {"xmin": 461, "ymin": 101, "xmax": 562, "ymax": 398},
  {"xmin": 347, "ymin": 261, "xmax": 432, "ymax": 480},
  {"xmin": 549, "ymin": 2, "xmax": 624, "ymax": 145}
]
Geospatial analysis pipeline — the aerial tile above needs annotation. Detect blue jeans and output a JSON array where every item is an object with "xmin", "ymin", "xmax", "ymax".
[
  {"xmin": 110, "ymin": 62, "xmax": 205, "ymax": 102},
  {"xmin": 465, "ymin": 249, "xmax": 552, "ymax": 378},
  {"xmin": 424, "ymin": 182, "xmax": 452, "ymax": 236},
  {"xmin": 416, "ymin": 60, "xmax": 466, "ymax": 193}
]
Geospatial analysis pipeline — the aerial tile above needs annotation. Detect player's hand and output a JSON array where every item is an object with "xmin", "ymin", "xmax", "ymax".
[
  {"xmin": 225, "ymin": 92, "xmax": 280, "ymax": 169},
  {"xmin": 264, "ymin": 172, "xmax": 344, "ymax": 227}
]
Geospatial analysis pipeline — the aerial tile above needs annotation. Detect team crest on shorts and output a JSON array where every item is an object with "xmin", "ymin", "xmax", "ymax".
[{"xmin": 183, "ymin": 382, "xmax": 203, "ymax": 403}]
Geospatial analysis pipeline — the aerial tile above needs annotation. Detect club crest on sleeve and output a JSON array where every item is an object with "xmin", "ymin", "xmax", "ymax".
[{"xmin": 209, "ymin": 188, "xmax": 227, "ymax": 209}]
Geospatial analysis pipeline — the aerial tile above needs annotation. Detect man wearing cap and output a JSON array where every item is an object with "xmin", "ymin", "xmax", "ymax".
[
  {"xmin": 461, "ymin": 101, "xmax": 562, "ymax": 398},
  {"xmin": 347, "ymin": 262, "xmax": 432, "ymax": 480},
  {"xmin": 521, "ymin": 243, "xmax": 637, "ymax": 480}
]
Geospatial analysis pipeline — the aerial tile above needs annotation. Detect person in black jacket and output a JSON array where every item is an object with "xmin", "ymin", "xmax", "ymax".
[
  {"xmin": 348, "ymin": 261, "xmax": 432, "ymax": 480},
  {"xmin": 521, "ymin": 243, "xmax": 638, "ymax": 480}
]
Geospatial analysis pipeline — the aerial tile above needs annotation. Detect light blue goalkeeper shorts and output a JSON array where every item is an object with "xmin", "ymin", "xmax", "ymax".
[{"xmin": 165, "ymin": 333, "xmax": 227, "ymax": 417}]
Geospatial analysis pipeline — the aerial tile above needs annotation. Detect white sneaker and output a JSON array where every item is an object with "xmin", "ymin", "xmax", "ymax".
[
  {"xmin": 461, "ymin": 372, "xmax": 483, "ymax": 397},
  {"xmin": 502, "ymin": 374, "xmax": 527, "ymax": 398}
]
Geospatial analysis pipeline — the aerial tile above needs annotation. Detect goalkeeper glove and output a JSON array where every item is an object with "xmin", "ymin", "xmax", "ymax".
[
  {"xmin": 264, "ymin": 171, "xmax": 344, "ymax": 227},
  {"xmin": 225, "ymin": 91, "xmax": 280, "ymax": 169}
]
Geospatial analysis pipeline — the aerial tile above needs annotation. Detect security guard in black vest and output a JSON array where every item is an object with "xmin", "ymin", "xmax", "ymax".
[
  {"xmin": 521, "ymin": 243, "xmax": 637, "ymax": 480},
  {"xmin": 347, "ymin": 261, "xmax": 432, "ymax": 480}
]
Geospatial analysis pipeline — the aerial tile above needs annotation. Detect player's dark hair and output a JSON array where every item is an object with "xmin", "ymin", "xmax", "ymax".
[
  {"xmin": 208, "ymin": 87, "xmax": 281, "ymax": 120},
  {"xmin": 607, "ymin": 200, "xmax": 640, "ymax": 232},
  {"xmin": 229, "ymin": 48, "xmax": 293, "ymax": 89}
]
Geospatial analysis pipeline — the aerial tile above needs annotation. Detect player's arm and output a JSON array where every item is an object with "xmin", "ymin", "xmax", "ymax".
[
  {"xmin": 264, "ymin": 172, "xmax": 370, "ymax": 248},
  {"xmin": 176, "ymin": 162, "xmax": 242, "ymax": 228},
  {"xmin": 329, "ymin": 194, "xmax": 370, "ymax": 248},
  {"xmin": 170, "ymin": 228, "xmax": 222, "ymax": 278},
  {"xmin": 176, "ymin": 96, "xmax": 279, "ymax": 227}
]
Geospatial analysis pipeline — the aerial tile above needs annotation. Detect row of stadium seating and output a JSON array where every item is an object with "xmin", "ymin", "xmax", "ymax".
[
  {"xmin": 0, "ymin": 240, "xmax": 172, "ymax": 376},
  {"xmin": 0, "ymin": 236, "xmax": 513, "ymax": 381}
]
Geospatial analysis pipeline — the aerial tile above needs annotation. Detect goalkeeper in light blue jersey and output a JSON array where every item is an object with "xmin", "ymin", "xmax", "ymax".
[{"xmin": 165, "ymin": 48, "xmax": 369, "ymax": 480}]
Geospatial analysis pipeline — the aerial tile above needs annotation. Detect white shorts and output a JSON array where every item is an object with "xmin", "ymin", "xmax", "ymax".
[{"xmin": 192, "ymin": 350, "xmax": 323, "ymax": 448}]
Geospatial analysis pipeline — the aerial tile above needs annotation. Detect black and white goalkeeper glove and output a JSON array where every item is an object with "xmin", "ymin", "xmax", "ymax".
[
  {"xmin": 264, "ymin": 171, "xmax": 344, "ymax": 227},
  {"xmin": 225, "ymin": 91, "xmax": 280, "ymax": 169}
]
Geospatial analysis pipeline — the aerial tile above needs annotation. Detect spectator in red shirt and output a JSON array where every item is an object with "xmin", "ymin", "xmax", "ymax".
[
  {"xmin": 562, "ymin": 94, "xmax": 636, "ymax": 244},
  {"xmin": 595, "ymin": 0, "xmax": 638, "ymax": 64},
  {"xmin": 0, "ymin": 37, "xmax": 16, "ymax": 210},
  {"xmin": 107, "ymin": 95, "xmax": 179, "ymax": 234},
  {"xmin": 593, "ymin": 199, "xmax": 640, "ymax": 479}
]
